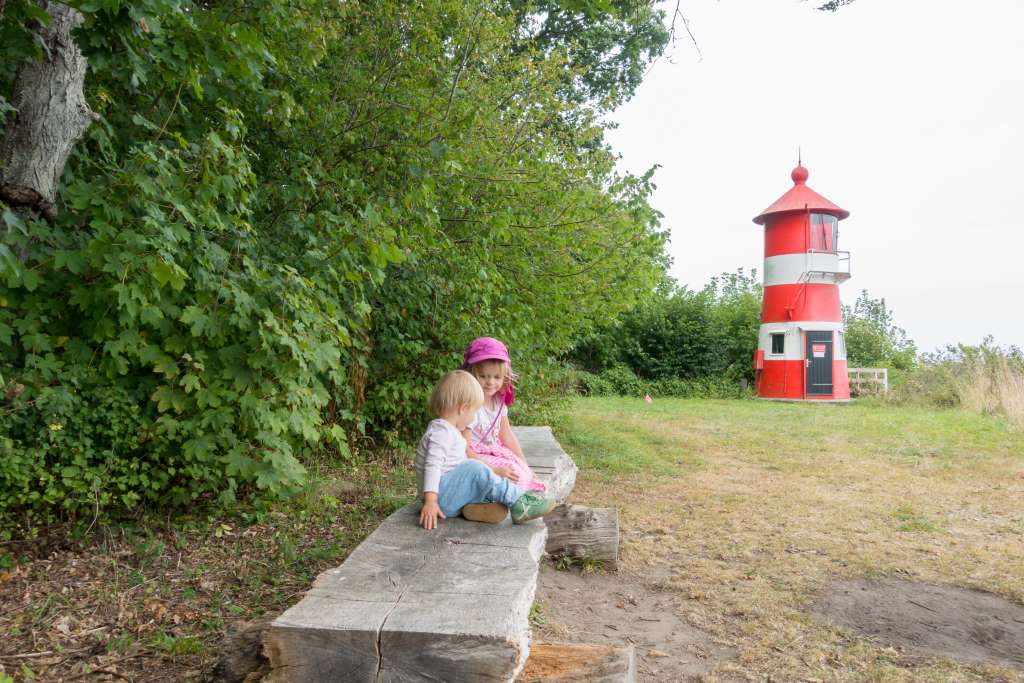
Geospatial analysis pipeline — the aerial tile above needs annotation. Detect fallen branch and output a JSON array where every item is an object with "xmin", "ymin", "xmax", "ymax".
[{"xmin": 0, "ymin": 650, "xmax": 54, "ymax": 659}]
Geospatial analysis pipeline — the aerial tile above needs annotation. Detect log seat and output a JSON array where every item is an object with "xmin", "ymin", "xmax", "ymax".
[{"xmin": 265, "ymin": 426, "xmax": 577, "ymax": 683}]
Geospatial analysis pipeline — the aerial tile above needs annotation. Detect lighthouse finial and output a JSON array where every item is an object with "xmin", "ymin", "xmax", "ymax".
[{"xmin": 791, "ymin": 155, "xmax": 809, "ymax": 184}]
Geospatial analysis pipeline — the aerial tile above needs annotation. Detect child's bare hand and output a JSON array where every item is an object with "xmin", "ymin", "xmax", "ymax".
[
  {"xmin": 492, "ymin": 466, "xmax": 516, "ymax": 481},
  {"xmin": 419, "ymin": 496, "xmax": 445, "ymax": 530}
]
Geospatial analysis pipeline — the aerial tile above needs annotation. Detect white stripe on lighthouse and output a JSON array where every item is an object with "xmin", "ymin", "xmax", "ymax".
[
  {"xmin": 758, "ymin": 321, "xmax": 847, "ymax": 361},
  {"xmin": 764, "ymin": 252, "xmax": 845, "ymax": 287}
]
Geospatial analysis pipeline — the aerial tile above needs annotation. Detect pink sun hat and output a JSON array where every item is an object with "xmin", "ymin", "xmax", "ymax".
[{"xmin": 463, "ymin": 337, "xmax": 515, "ymax": 406}]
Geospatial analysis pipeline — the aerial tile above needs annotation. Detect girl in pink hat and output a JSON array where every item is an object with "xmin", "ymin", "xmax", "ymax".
[{"xmin": 462, "ymin": 337, "xmax": 547, "ymax": 493}]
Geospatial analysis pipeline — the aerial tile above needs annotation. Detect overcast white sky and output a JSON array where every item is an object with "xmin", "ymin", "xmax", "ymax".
[{"xmin": 605, "ymin": 0, "xmax": 1024, "ymax": 353}]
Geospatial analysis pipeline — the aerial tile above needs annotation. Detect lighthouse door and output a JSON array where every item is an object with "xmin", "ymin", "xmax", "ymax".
[{"xmin": 805, "ymin": 331, "xmax": 834, "ymax": 396}]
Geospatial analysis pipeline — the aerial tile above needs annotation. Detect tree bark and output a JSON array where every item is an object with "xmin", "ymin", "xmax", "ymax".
[{"xmin": 0, "ymin": 1, "xmax": 94, "ymax": 222}]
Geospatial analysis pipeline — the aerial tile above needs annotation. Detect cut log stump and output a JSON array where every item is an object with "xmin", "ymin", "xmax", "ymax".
[
  {"xmin": 517, "ymin": 642, "xmax": 636, "ymax": 682},
  {"xmin": 544, "ymin": 504, "xmax": 619, "ymax": 571},
  {"xmin": 211, "ymin": 619, "xmax": 271, "ymax": 682}
]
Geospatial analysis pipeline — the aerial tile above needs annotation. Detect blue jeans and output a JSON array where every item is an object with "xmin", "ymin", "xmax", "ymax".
[{"xmin": 437, "ymin": 460, "xmax": 524, "ymax": 518}]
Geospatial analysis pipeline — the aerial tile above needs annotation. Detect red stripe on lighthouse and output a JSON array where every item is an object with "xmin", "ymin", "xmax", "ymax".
[
  {"xmin": 757, "ymin": 360, "xmax": 805, "ymax": 399},
  {"xmin": 764, "ymin": 213, "xmax": 810, "ymax": 257},
  {"xmin": 756, "ymin": 358, "xmax": 850, "ymax": 400},
  {"xmin": 762, "ymin": 284, "xmax": 842, "ymax": 323},
  {"xmin": 832, "ymin": 359, "xmax": 850, "ymax": 399}
]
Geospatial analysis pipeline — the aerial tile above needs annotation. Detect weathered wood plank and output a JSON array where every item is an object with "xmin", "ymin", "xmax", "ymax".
[
  {"xmin": 379, "ymin": 590, "xmax": 533, "ymax": 682},
  {"xmin": 514, "ymin": 426, "xmax": 577, "ymax": 503},
  {"xmin": 517, "ymin": 643, "xmax": 636, "ymax": 682},
  {"xmin": 264, "ymin": 598, "xmax": 393, "ymax": 683},
  {"xmin": 268, "ymin": 515, "xmax": 547, "ymax": 682},
  {"xmin": 544, "ymin": 505, "xmax": 619, "ymax": 570}
]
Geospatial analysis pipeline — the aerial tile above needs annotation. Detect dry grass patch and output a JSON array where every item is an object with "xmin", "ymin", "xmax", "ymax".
[
  {"xmin": 558, "ymin": 397, "xmax": 1024, "ymax": 681},
  {"xmin": 957, "ymin": 354, "xmax": 1024, "ymax": 429}
]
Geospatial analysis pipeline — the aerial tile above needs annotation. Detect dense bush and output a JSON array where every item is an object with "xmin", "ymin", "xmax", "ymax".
[
  {"xmin": 0, "ymin": 0, "xmax": 669, "ymax": 519},
  {"xmin": 578, "ymin": 365, "xmax": 750, "ymax": 399},
  {"xmin": 571, "ymin": 277, "xmax": 932, "ymax": 400},
  {"xmin": 571, "ymin": 269, "xmax": 762, "ymax": 384}
]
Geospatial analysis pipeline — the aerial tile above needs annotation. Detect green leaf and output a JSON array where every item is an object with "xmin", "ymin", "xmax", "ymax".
[
  {"xmin": 131, "ymin": 113, "xmax": 158, "ymax": 130},
  {"xmin": 180, "ymin": 306, "xmax": 212, "ymax": 337},
  {"xmin": 0, "ymin": 244, "xmax": 20, "ymax": 276},
  {"xmin": 153, "ymin": 354, "xmax": 179, "ymax": 378},
  {"xmin": 150, "ymin": 258, "xmax": 188, "ymax": 291},
  {"xmin": 181, "ymin": 373, "xmax": 201, "ymax": 393},
  {"xmin": 21, "ymin": 269, "xmax": 40, "ymax": 292},
  {"xmin": 54, "ymin": 250, "xmax": 87, "ymax": 274},
  {"xmin": 362, "ymin": 204, "xmax": 382, "ymax": 229},
  {"xmin": 1, "ymin": 206, "xmax": 27, "ymax": 235}
]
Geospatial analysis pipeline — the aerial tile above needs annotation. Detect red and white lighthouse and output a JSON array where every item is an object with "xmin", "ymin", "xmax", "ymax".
[{"xmin": 752, "ymin": 162, "xmax": 851, "ymax": 401}]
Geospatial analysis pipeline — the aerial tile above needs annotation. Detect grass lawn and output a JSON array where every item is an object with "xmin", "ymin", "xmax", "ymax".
[{"xmin": 556, "ymin": 397, "xmax": 1024, "ymax": 681}]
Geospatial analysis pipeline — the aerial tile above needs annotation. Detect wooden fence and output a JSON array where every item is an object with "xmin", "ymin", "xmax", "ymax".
[{"xmin": 848, "ymin": 367, "xmax": 888, "ymax": 394}]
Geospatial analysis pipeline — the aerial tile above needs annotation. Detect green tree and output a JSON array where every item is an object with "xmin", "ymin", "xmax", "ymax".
[
  {"xmin": 842, "ymin": 290, "xmax": 916, "ymax": 370},
  {"xmin": 506, "ymin": 0, "xmax": 670, "ymax": 110},
  {"xmin": 1, "ymin": 0, "xmax": 668, "ymax": 519}
]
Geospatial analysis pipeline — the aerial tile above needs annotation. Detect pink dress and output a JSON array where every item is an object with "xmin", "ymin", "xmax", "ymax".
[{"xmin": 469, "ymin": 402, "xmax": 546, "ymax": 493}]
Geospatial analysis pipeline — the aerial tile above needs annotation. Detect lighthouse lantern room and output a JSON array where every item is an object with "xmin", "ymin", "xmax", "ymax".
[{"xmin": 752, "ymin": 162, "xmax": 851, "ymax": 402}]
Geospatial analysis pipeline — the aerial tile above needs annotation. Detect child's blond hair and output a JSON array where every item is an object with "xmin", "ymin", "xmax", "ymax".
[{"xmin": 429, "ymin": 369, "xmax": 484, "ymax": 417}]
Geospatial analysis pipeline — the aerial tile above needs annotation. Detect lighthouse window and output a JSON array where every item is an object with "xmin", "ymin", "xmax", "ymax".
[
  {"xmin": 770, "ymin": 333, "xmax": 785, "ymax": 355},
  {"xmin": 810, "ymin": 213, "xmax": 838, "ymax": 251}
]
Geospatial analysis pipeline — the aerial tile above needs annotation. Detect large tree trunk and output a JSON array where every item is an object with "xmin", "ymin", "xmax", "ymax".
[{"xmin": 0, "ymin": 1, "xmax": 94, "ymax": 222}]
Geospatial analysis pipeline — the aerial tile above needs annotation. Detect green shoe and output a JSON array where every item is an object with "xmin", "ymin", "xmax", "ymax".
[{"xmin": 510, "ymin": 492, "xmax": 555, "ymax": 524}]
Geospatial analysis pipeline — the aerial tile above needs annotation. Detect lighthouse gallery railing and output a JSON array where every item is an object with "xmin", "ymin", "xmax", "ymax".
[{"xmin": 805, "ymin": 248, "xmax": 851, "ymax": 281}]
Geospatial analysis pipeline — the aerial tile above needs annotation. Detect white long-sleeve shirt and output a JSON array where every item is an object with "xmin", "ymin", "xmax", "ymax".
[{"xmin": 415, "ymin": 419, "xmax": 467, "ymax": 496}]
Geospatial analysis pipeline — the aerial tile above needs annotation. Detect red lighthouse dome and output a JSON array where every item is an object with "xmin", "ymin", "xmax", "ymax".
[
  {"xmin": 753, "ymin": 164, "xmax": 849, "ymax": 225},
  {"xmin": 752, "ymin": 163, "xmax": 851, "ymax": 401}
]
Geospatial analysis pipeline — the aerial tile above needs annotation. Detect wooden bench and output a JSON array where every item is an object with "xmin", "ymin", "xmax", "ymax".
[{"xmin": 265, "ymin": 426, "xmax": 577, "ymax": 682}]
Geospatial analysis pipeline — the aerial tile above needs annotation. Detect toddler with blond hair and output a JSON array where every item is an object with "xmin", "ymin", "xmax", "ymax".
[{"xmin": 416, "ymin": 370, "xmax": 554, "ymax": 529}]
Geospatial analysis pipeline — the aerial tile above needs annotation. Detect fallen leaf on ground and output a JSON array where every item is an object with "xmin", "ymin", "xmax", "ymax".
[{"xmin": 53, "ymin": 614, "xmax": 73, "ymax": 635}]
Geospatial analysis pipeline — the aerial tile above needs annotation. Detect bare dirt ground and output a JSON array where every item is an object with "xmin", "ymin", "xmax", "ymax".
[
  {"xmin": 533, "ymin": 562, "xmax": 736, "ymax": 681},
  {"xmin": 810, "ymin": 578, "xmax": 1024, "ymax": 670}
]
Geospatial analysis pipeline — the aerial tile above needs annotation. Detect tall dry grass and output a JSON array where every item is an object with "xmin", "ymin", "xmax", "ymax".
[
  {"xmin": 956, "ymin": 352, "xmax": 1024, "ymax": 428},
  {"xmin": 891, "ymin": 339, "xmax": 1024, "ymax": 428}
]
